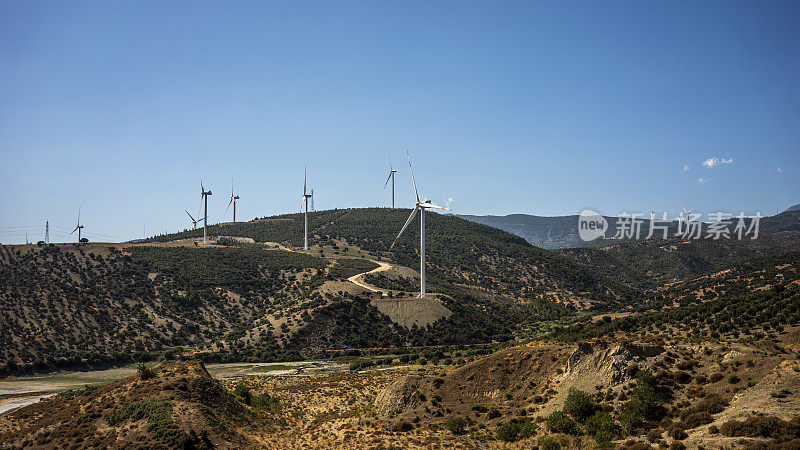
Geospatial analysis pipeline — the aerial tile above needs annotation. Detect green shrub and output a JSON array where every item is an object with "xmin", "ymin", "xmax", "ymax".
[
  {"xmin": 234, "ymin": 383, "xmax": 252, "ymax": 405},
  {"xmin": 445, "ymin": 417, "xmax": 467, "ymax": 435},
  {"xmin": 594, "ymin": 430, "xmax": 614, "ymax": 447},
  {"xmin": 496, "ymin": 419, "xmax": 538, "ymax": 442},
  {"xmin": 564, "ymin": 387, "xmax": 596, "ymax": 421},
  {"xmin": 585, "ymin": 410, "xmax": 615, "ymax": 435},
  {"xmin": 137, "ymin": 363, "xmax": 155, "ymax": 380},
  {"xmin": 620, "ymin": 370, "xmax": 659, "ymax": 431},
  {"xmin": 250, "ymin": 392, "xmax": 281, "ymax": 412},
  {"xmin": 540, "ymin": 436, "xmax": 561, "ymax": 450},
  {"xmin": 105, "ymin": 401, "xmax": 184, "ymax": 445},
  {"xmin": 585, "ymin": 411, "xmax": 616, "ymax": 446},
  {"xmin": 546, "ymin": 411, "xmax": 581, "ymax": 435}
]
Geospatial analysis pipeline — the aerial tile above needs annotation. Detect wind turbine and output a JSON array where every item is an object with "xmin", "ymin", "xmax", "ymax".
[
  {"xmin": 227, "ymin": 176, "xmax": 240, "ymax": 223},
  {"xmin": 185, "ymin": 210, "xmax": 202, "ymax": 230},
  {"xmin": 300, "ymin": 167, "xmax": 313, "ymax": 250},
  {"xmin": 384, "ymin": 156, "xmax": 398, "ymax": 208},
  {"xmin": 677, "ymin": 206, "xmax": 693, "ymax": 235},
  {"xmin": 201, "ymin": 181, "xmax": 212, "ymax": 244},
  {"xmin": 389, "ymin": 151, "xmax": 452, "ymax": 298},
  {"xmin": 71, "ymin": 208, "xmax": 85, "ymax": 243}
]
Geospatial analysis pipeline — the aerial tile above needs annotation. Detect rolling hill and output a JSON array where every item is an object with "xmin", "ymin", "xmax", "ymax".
[
  {"xmin": 459, "ymin": 209, "xmax": 800, "ymax": 249},
  {"xmin": 559, "ymin": 234, "xmax": 800, "ymax": 289},
  {"xmin": 0, "ymin": 208, "xmax": 634, "ymax": 376}
]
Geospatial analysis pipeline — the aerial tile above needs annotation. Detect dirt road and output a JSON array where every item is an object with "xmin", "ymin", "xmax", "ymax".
[{"xmin": 347, "ymin": 260, "xmax": 392, "ymax": 295}]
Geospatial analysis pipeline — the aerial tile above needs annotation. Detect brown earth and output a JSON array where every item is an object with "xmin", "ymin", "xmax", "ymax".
[{"xmin": 0, "ymin": 362, "xmax": 256, "ymax": 449}]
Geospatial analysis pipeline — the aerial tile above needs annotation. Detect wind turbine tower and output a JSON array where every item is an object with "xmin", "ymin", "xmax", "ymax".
[
  {"xmin": 389, "ymin": 151, "xmax": 452, "ymax": 298},
  {"xmin": 201, "ymin": 181, "xmax": 212, "ymax": 244},
  {"xmin": 300, "ymin": 167, "xmax": 313, "ymax": 250},
  {"xmin": 227, "ymin": 177, "xmax": 240, "ymax": 223},
  {"xmin": 45, "ymin": 221, "xmax": 49, "ymax": 245},
  {"xmin": 384, "ymin": 157, "xmax": 398, "ymax": 208},
  {"xmin": 71, "ymin": 208, "xmax": 85, "ymax": 243}
]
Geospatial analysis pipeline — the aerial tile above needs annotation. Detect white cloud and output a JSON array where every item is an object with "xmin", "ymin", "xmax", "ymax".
[
  {"xmin": 777, "ymin": 167, "xmax": 783, "ymax": 174},
  {"xmin": 442, "ymin": 196, "xmax": 455, "ymax": 208},
  {"xmin": 702, "ymin": 157, "xmax": 733, "ymax": 168},
  {"xmin": 682, "ymin": 165, "xmax": 690, "ymax": 172},
  {"xmin": 698, "ymin": 178, "xmax": 706, "ymax": 183}
]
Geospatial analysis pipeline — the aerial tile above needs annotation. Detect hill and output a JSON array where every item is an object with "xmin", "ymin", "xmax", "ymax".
[
  {"xmin": 552, "ymin": 251, "xmax": 800, "ymax": 342},
  {"xmin": 459, "ymin": 210, "xmax": 800, "ymax": 249},
  {"xmin": 0, "ymin": 361, "xmax": 256, "ymax": 448},
  {"xmin": 559, "ymin": 234, "xmax": 800, "ymax": 289},
  {"xmin": 146, "ymin": 208, "xmax": 635, "ymax": 307},
  {"xmin": 0, "ymin": 243, "xmax": 324, "ymax": 373},
  {"xmin": 0, "ymin": 208, "xmax": 637, "ymax": 375}
]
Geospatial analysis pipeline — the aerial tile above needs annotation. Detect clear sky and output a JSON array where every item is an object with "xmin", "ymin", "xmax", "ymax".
[{"xmin": 1, "ymin": 1, "xmax": 798, "ymax": 243}]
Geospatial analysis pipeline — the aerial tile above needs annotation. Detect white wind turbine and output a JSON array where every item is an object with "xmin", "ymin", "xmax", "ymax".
[
  {"xmin": 227, "ymin": 176, "xmax": 240, "ymax": 223},
  {"xmin": 201, "ymin": 180, "xmax": 212, "ymax": 244},
  {"xmin": 185, "ymin": 210, "xmax": 202, "ymax": 230},
  {"xmin": 383, "ymin": 156, "xmax": 398, "ymax": 208},
  {"xmin": 71, "ymin": 207, "xmax": 85, "ymax": 243},
  {"xmin": 389, "ymin": 151, "xmax": 452, "ymax": 298},
  {"xmin": 677, "ymin": 206, "xmax": 693, "ymax": 235},
  {"xmin": 300, "ymin": 167, "xmax": 313, "ymax": 250}
]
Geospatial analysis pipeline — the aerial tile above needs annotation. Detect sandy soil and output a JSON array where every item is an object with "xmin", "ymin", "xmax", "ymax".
[{"xmin": 371, "ymin": 297, "xmax": 452, "ymax": 328}]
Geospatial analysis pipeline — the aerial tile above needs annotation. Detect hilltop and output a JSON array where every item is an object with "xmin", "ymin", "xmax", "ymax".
[{"xmin": 146, "ymin": 208, "xmax": 633, "ymax": 305}]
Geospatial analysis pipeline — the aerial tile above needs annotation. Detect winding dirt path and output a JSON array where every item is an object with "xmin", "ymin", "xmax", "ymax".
[{"xmin": 347, "ymin": 260, "xmax": 392, "ymax": 296}]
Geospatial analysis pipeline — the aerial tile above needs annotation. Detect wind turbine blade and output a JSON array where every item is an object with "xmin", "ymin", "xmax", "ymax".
[
  {"xmin": 185, "ymin": 210, "xmax": 197, "ymax": 222},
  {"xmin": 201, "ymin": 180, "xmax": 204, "ymax": 193},
  {"xmin": 388, "ymin": 154, "xmax": 393, "ymax": 170},
  {"xmin": 390, "ymin": 207, "xmax": 419, "ymax": 251},
  {"xmin": 300, "ymin": 196, "xmax": 306, "ymax": 213},
  {"xmin": 71, "ymin": 226, "xmax": 78, "ymax": 235},
  {"xmin": 426, "ymin": 203, "xmax": 452, "ymax": 211},
  {"xmin": 304, "ymin": 166, "xmax": 307, "ymax": 196},
  {"xmin": 407, "ymin": 150, "xmax": 420, "ymax": 203},
  {"xmin": 231, "ymin": 176, "xmax": 234, "ymax": 197},
  {"xmin": 226, "ymin": 197, "xmax": 233, "ymax": 212},
  {"xmin": 384, "ymin": 172, "xmax": 392, "ymax": 189}
]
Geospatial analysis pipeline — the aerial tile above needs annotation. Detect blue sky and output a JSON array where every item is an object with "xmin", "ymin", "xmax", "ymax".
[{"xmin": 1, "ymin": 1, "xmax": 798, "ymax": 243}]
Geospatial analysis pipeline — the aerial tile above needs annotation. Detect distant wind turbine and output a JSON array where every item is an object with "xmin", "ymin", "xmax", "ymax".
[
  {"xmin": 677, "ymin": 206, "xmax": 693, "ymax": 235},
  {"xmin": 300, "ymin": 167, "xmax": 313, "ymax": 250},
  {"xmin": 201, "ymin": 180, "xmax": 212, "ymax": 244},
  {"xmin": 227, "ymin": 176, "xmax": 240, "ymax": 223},
  {"xmin": 383, "ymin": 156, "xmax": 398, "ymax": 208},
  {"xmin": 71, "ymin": 208, "xmax": 85, "ymax": 243},
  {"xmin": 389, "ymin": 151, "xmax": 452, "ymax": 298},
  {"xmin": 185, "ymin": 210, "xmax": 202, "ymax": 230}
]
